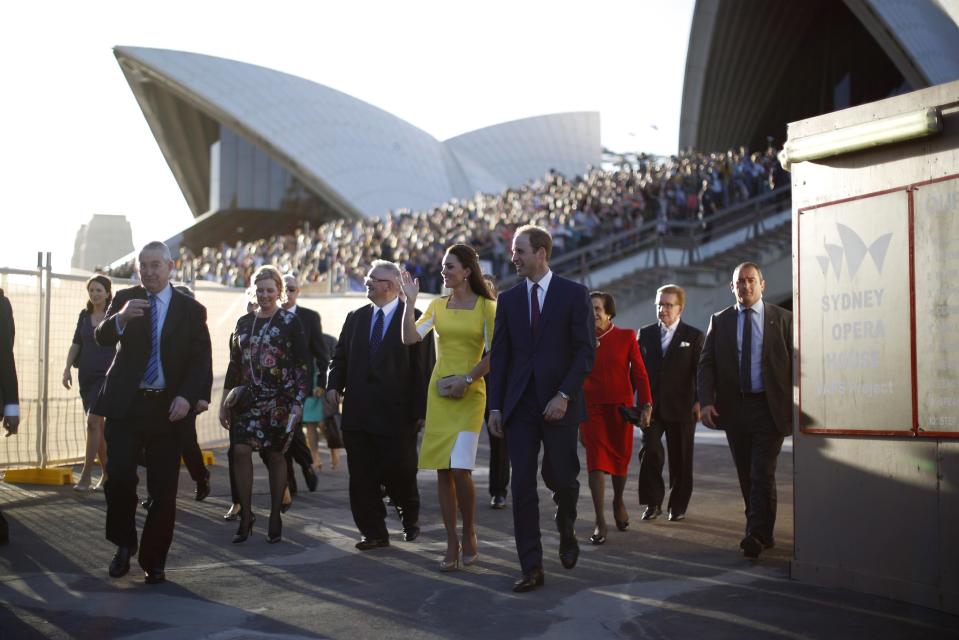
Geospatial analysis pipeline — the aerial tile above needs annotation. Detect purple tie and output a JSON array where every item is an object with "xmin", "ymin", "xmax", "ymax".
[{"xmin": 530, "ymin": 283, "xmax": 541, "ymax": 336}]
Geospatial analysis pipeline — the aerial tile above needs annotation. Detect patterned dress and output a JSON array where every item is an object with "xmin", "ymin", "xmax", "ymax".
[{"xmin": 226, "ymin": 309, "xmax": 309, "ymax": 452}]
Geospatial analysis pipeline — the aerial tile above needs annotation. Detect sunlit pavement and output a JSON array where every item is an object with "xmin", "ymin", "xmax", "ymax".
[{"xmin": 0, "ymin": 429, "xmax": 955, "ymax": 640}]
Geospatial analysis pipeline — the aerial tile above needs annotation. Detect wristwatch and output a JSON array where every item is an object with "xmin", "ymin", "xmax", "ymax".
[
  {"xmin": 558, "ymin": 391, "xmax": 570, "ymax": 400},
  {"xmin": 464, "ymin": 375, "xmax": 474, "ymax": 385}
]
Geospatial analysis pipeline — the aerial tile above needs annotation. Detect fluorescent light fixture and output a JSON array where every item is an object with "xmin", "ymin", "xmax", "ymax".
[{"xmin": 778, "ymin": 107, "xmax": 942, "ymax": 170}]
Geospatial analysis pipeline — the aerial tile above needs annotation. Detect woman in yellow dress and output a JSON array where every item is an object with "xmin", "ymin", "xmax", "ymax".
[{"xmin": 401, "ymin": 244, "xmax": 496, "ymax": 571}]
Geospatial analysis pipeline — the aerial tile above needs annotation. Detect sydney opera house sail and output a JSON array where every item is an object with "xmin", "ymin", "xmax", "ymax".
[{"xmin": 114, "ymin": 46, "xmax": 601, "ymax": 250}]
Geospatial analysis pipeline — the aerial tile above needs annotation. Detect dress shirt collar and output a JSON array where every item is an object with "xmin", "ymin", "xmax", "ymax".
[
  {"xmin": 735, "ymin": 298, "xmax": 765, "ymax": 315},
  {"xmin": 373, "ymin": 296, "xmax": 399, "ymax": 317},
  {"xmin": 286, "ymin": 303, "xmax": 298, "ymax": 314},
  {"xmin": 526, "ymin": 269, "xmax": 553, "ymax": 295},
  {"xmin": 660, "ymin": 318, "xmax": 680, "ymax": 333},
  {"xmin": 147, "ymin": 283, "xmax": 173, "ymax": 306}
]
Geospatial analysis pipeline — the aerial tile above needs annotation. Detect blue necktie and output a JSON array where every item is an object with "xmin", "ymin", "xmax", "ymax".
[
  {"xmin": 369, "ymin": 308, "xmax": 385, "ymax": 359},
  {"xmin": 143, "ymin": 294, "xmax": 160, "ymax": 386},
  {"xmin": 740, "ymin": 308, "xmax": 752, "ymax": 393}
]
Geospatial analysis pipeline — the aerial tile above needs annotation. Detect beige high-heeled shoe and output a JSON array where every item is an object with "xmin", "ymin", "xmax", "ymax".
[
  {"xmin": 462, "ymin": 533, "xmax": 479, "ymax": 566},
  {"xmin": 439, "ymin": 549, "xmax": 460, "ymax": 572}
]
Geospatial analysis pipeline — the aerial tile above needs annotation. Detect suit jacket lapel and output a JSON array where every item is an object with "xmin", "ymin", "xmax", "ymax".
[
  {"xmin": 534, "ymin": 278, "xmax": 557, "ymax": 345},
  {"xmin": 356, "ymin": 305, "xmax": 373, "ymax": 364},
  {"xmin": 161, "ymin": 288, "xmax": 183, "ymax": 344}
]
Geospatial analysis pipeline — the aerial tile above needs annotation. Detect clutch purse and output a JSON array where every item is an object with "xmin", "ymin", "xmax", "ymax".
[
  {"xmin": 618, "ymin": 404, "xmax": 651, "ymax": 428},
  {"xmin": 224, "ymin": 385, "xmax": 252, "ymax": 410},
  {"xmin": 437, "ymin": 375, "xmax": 466, "ymax": 399}
]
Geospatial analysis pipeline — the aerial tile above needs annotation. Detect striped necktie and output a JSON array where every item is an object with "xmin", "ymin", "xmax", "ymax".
[
  {"xmin": 143, "ymin": 294, "xmax": 160, "ymax": 386},
  {"xmin": 369, "ymin": 308, "xmax": 385, "ymax": 359}
]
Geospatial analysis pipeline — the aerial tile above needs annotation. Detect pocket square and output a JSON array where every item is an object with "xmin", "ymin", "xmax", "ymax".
[{"xmin": 680, "ymin": 341, "xmax": 691, "ymax": 347}]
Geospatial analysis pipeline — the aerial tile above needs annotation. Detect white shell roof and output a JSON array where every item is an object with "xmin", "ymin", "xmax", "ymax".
[{"xmin": 115, "ymin": 46, "xmax": 600, "ymax": 218}]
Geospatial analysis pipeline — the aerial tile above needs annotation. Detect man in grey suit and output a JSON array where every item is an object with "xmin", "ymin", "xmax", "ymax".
[{"xmin": 698, "ymin": 262, "xmax": 792, "ymax": 559}]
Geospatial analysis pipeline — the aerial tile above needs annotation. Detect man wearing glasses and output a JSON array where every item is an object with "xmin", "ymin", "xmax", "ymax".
[
  {"xmin": 637, "ymin": 284, "xmax": 704, "ymax": 523},
  {"xmin": 327, "ymin": 260, "xmax": 432, "ymax": 549}
]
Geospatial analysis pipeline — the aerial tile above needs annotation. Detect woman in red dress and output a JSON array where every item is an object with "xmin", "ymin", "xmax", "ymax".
[{"xmin": 581, "ymin": 291, "xmax": 652, "ymax": 544}]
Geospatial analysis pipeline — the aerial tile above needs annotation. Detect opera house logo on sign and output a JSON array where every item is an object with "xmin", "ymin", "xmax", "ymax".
[{"xmin": 815, "ymin": 223, "xmax": 892, "ymax": 281}]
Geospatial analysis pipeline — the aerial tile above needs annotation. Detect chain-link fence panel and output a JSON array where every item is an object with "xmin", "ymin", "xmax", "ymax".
[{"xmin": 0, "ymin": 270, "xmax": 43, "ymax": 469}]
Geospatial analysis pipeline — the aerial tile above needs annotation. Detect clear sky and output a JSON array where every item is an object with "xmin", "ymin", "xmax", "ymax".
[{"xmin": 0, "ymin": 0, "xmax": 694, "ymax": 271}]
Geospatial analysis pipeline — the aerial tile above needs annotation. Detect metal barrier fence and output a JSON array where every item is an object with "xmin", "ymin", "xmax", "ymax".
[{"xmin": 0, "ymin": 258, "xmax": 253, "ymax": 471}]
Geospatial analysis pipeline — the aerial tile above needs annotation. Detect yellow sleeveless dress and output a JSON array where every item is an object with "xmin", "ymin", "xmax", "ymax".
[{"xmin": 416, "ymin": 295, "xmax": 496, "ymax": 470}]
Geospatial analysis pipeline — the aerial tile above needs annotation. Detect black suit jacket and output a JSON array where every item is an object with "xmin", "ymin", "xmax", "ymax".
[
  {"xmin": 327, "ymin": 300, "xmax": 433, "ymax": 436},
  {"xmin": 293, "ymin": 305, "xmax": 329, "ymax": 392},
  {"xmin": 488, "ymin": 274, "xmax": 595, "ymax": 427},
  {"xmin": 93, "ymin": 285, "xmax": 213, "ymax": 420},
  {"xmin": 639, "ymin": 320, "xmax": 704, "ymax": 423},
  {"xmin": 697, "ymin": 301, "xmax": 793, "ymax": 435},
  {"xmin": 0, "ymin": 290, "xmax": 18, "ymax": 409}
]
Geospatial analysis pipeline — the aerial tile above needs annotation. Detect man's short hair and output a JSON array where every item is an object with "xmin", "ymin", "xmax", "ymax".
[
  {"xmin": 139, "ymin": 241, "xmax": 173, "ymax": 263},
  {"xmin": 733, "ymin": 262, "xmax": 764, "ymax": 281},
  {"xmin": 515, "ymin": 224, "xmax": 553, "ymax": 261},
  {"xmin": 370, "ymin": 259, "xmax": 401, "ymax": 281},
  {"xmin": 656, "ymin": 283, "xmax": 686, "ymax": 309}
]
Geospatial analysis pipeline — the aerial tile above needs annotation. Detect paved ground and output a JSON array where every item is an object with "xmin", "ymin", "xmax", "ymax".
[{"xmin": 1, "ymin": 429, "xmax": 956, "ymax": 639}]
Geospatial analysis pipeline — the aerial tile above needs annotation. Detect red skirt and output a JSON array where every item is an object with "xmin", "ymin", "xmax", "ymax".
[{"xmin": 581, "ymin": 403, "xmax": 634, "ymax": 475}]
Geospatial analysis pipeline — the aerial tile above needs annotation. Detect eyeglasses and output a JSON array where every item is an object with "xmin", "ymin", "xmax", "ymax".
[
  {"xmin": 365, "ymin": 276, "xmax": 393, "ymax": 285},
  {"xmin": 656, "ymin": 302, "xmax": 679, "ymax": 308},
  {"xmin": 286, "ymin": 287, "xmax": 297, "ymax": 292}
]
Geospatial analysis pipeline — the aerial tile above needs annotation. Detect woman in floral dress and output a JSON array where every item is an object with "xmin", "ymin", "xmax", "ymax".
[{"xmin": 220, "ymin": 265, "xmax": 308, "ymax": 544}]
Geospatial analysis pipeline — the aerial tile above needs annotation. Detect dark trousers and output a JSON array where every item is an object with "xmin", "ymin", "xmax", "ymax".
[
  {"xmin": 104, "ymin": 393, "xmax": 182, "ymax": 570},
  {"xmin": 0, "ymin": 509, "xmax": 8, "ymax": 544},
  {"xmin": 637, "ymin": 416, "xmax": 695, "ymax": 514},
  {"xmin": 505, "ymin": 386, "xmax": 580, "ymax": 574},
  {"xmin": 179, "ymin": 417, "xmax": 207, "ymax": 483},
  {"xmin": 343, "ymin": 428, "xmax": 419, "ymax": 540},
  {"xmin": 724, "ymin": 395, "xmax": 785, "ymax": 545},
  {"xmin": 487, "ymin": 418, "xmax": 510, "ymax": 498},
  {"xmin": 259, "ymin": 425, "xmax": 312, "ymax": 494}
]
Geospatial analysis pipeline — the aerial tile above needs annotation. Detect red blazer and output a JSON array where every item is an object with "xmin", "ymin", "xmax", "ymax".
[{"xmin": 582, "ymin": 325, "xmax": 652, "ymax": 406}]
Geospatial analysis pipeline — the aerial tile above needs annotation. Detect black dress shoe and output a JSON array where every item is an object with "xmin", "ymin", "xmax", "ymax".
[
  {"xmin": 108, "ymin": 544, "xmax": 137, "ymax": 578},
  {"xmin": 559, "ymin": 535, "xmax": 579, "ymax": 569},
  {"xmin": 355, "ymin": 537, "xmax": 390, "ymax": 551},
  {"xmin": 141, "ymin": 496, "xmax": 154, "ymax": 511},
  {"xmin": 194, "ymin": 476, "xmax": 210, "ymax": 502},
  {"xmin": 303, "ymin": 466, "xmax": 318, "ymax": 492},
  {"xmin": 740, "ymin": 534, "xmax": 763, "ymax": 559},
  {"xmin": 403, "ymin": 525, "xmax": 420, "ymax": 542},
  {"xmin": 144, "ymin": 568, "xmax": 166, "ymax": 584},
  {"xmin": 490, "ymin": 495, "xmax": 507, "ymax": 509},
  {"xmin": 641, "ymin": 505, "xmax": 662, "ymax": 521},
  {"xmin": 512, "ymin": 567, "xmax": 545, "ymax": 593},
  {"xmin": 667, "ymin": 509, "xmax": 685, "ymax": 522}
]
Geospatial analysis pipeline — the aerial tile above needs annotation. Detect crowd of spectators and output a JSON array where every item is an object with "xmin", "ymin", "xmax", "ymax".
[{"xmin": 111, "ymin": 147, "xmax": 787, "ymax": 293}]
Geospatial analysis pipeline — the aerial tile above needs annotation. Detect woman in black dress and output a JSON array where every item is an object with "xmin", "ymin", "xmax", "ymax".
[
  {"xmin": 62, "ymin": 275, "xmax": 116, "ymax": 492},
  {"xmin": 219, "ymin": 266, "xmax": 308, "ymax": 544}
]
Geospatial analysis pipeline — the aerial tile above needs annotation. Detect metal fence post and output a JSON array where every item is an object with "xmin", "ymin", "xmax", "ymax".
[{"xmin": 39, "ymin": 252, "xmax": 52, "ymax": 468}]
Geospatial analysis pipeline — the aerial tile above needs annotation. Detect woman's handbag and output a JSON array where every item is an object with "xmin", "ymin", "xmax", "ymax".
[
  {"xmin": 223, "ymin": 385, "xmax": 253, "ymax": 410},
  {"xmin": 437, "ymin": 375, "xmax": 466, "ymax": 399},
  {"xmin": 321, "ymin": 394, "xmax": 344, "ymax": 448}
]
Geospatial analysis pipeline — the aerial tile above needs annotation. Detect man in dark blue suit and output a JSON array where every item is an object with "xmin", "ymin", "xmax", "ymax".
[{"xmin": 488, "ymin": 225, "xmax": 595, "ymax": 593}]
